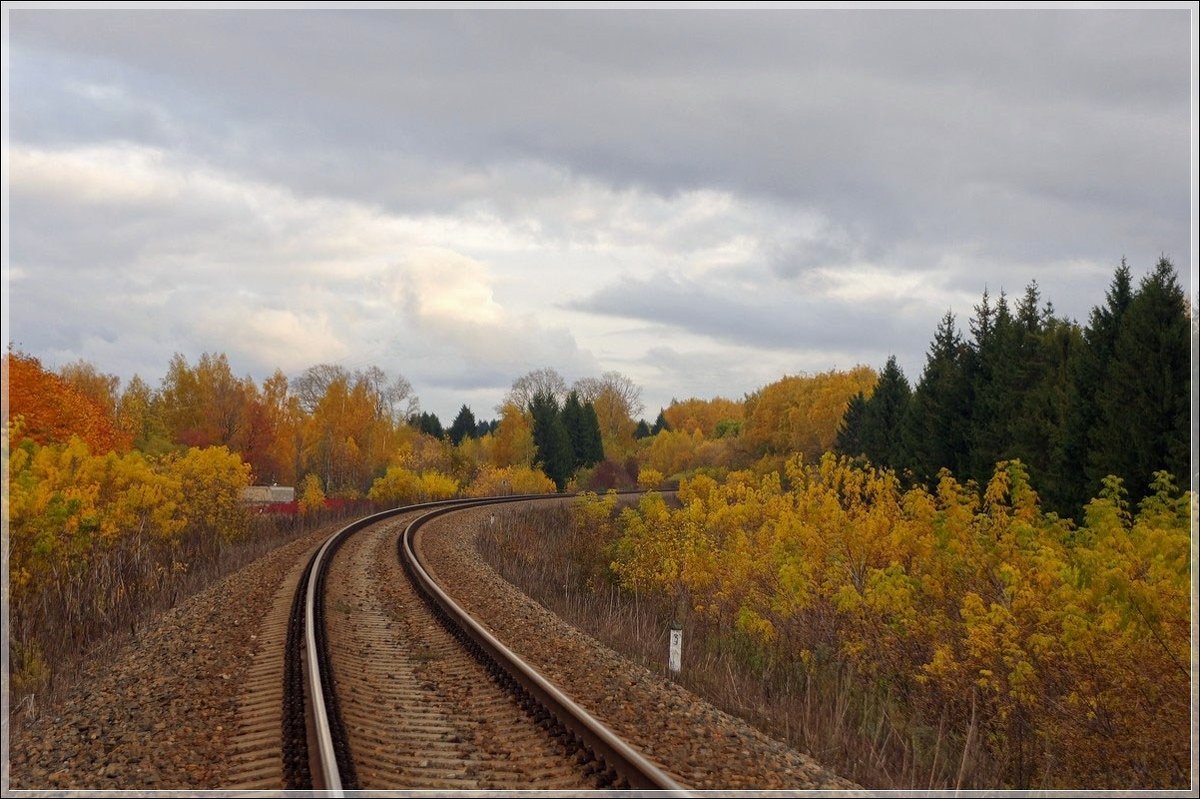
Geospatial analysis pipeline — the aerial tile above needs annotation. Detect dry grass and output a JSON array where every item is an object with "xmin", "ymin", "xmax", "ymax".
[
  {"xmin": 7, "ymin": 503, "xmax": 369, "ymax": 724},
  {"xmin": 476, "ymin": 502, "xmax": 1002, "ymax": 790}
]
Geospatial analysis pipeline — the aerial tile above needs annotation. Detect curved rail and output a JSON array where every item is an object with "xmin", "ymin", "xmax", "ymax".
[
  {"xmin": 400, "ymin": 501, "xmax": 688, "ymax": 793},
  {"xmin": 283, "ymin": 495, "xmax": 558, "ymax": 792},
  {"xmin": 287, "ymin": 492, "xmax": 685, "ymax": 794}
]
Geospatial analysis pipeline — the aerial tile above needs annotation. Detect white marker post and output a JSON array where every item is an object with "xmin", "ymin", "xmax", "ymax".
[{"xmin": 668, "ymin": 622, "xmax": 683, "ymax": 675}]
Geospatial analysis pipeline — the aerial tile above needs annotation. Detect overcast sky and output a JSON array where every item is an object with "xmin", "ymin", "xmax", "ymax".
[{"xmin": 3, "ymin": 8, "xmax": 1195, "ymax": 421}]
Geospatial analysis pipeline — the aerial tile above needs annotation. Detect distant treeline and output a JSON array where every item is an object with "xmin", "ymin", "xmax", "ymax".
[{"xmin": 835, "ymin": 257, "xmax": 1191, "ymax": 517}]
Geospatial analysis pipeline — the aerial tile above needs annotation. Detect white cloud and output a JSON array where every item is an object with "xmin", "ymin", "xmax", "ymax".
[
  {"xmin": 394, "ymin": 247, "xmax": 505, "ymax": 327},
  {"xmin": 191, "ymin": 306, "xmax": 351, "ymax": 373},
  {"xmin": 8, "ymin": 144, "xmax": 181, "ymax": 206}
]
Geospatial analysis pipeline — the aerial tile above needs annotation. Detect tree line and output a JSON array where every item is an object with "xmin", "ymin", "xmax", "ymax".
[{"xmin": 834, "ymin": 257, "xmax": 1190, "ymax": 517}]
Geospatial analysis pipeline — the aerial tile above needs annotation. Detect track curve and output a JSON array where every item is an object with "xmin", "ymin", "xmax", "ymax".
[{"xmin": 280, "ymin": 495, "xmax": 686, "ymax": 793}]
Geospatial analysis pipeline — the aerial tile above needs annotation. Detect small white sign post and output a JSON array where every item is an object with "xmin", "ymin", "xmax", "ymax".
[{"xmin": 668, "ymin": 623, "xmax": 683, "ymax": 675}]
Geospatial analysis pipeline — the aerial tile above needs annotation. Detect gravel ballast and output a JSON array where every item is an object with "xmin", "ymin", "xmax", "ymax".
[
  {"xmin": 6, "ymin": 524, "xmax": 336, "ymax": 790},
  {"xmin": 416, "ymin": 499, "xmax": 859, "ymax": 791}
]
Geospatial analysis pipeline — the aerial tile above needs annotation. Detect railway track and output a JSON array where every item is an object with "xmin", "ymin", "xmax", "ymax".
[{"xmin": 258, "ymin": 496, "xmax": 685, "ymax": 793}]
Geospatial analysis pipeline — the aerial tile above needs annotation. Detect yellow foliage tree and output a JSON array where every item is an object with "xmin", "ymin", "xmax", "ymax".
[
  {"xmin": 368, "ymin": 466, "xmax": 460, "ymax": 505},
  {"xmin": 466, "ymin": 464, "xmax": 556, "ymax": 497},
  {"xmin": 637, "ymin": 468, "xmax": 665, "ymax": 490},
  {"xmin": 600, "ymin": 454, "xmax": 1191, "ymax": 788},
  {"xmin": 166, "ymin": 445, "xmax": 252, "ymax": 545},
  {"xmin": 488, "ymin": 402, "xmax": 537, "ymax": 468},
  {"xmin": 5, "ymin": 429, "xmax": 254, "ymax": 691},
  {"xmin": 663, "ymin": 396, "xmax": 744, "ymax": 437},
  {"xmin": 298, "ymin": 473, "xmax": 326, "ymax": 515},
  {"xmin": 741, "ymin": 366, "xmax": 876, "ymax": 459}
]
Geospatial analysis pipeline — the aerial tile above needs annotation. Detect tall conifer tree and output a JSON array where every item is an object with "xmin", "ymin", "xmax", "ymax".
[
  {"xmin": 529, "ymin": 390, "xmax": 573, "ymax": 491},
  {"xmin": 901, "ymin": 312, "xmax": 972, "ymax": 482},
  {"xmin": 859, "ymin": 356, "xmax": 911, "ymax": 468},
  {"xmin": 1090, "ymin": 257, "xmax": 1189, "ymax": 499}
]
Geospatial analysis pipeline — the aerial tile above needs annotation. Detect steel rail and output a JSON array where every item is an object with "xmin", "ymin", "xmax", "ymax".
[
  {"xmin": 400, "ymin": 501, "xmax": 690, "ymax": 794},
  {"xmin": 296, "ymin": 495, "xmax": 550, "ymax": 793}
]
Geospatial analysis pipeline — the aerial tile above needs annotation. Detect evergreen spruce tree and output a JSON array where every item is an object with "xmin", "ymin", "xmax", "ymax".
[
  {"xmin": 1090, "ymin": 257, "xmax": 1189, "ymax": 500},
  {"xmin": 963, "ymin": 283, "xmax": 1082, "ymax": 511},
  {"xmin": 1073, "ymin": 260, "xmax": 1134, "ymax": 501},
  {"xmin": 1006, "ymin": 283, "xmax": 1067, "ymax": 502},
  {"xmin": 561, "ymin": 391, "xmax": 586, "ymax": 469},
  {"xmin": 529, "ymin": 390, "xmax": 573, "ymax": 491},
  {"xmin": 835, "ymin": 391, "xmax": 868, "ymax": 457},
  {"xmin": 561, "ymin": 391, "xmax": 603, "ymax": 469},
  {"xmin": 1014, "ymin": 313, "xmax": 1083, "ymax": 516},
  {"xmin": 409, "ymin": 411, "xmax": 444, "ymax": 438},
  {"xmin": 582, "ymin": 402, "xmax": 605, "ymax": 465},
  {"xmin": 634, "ymin": 419, "xmax": 652, "ymax": 439},
  {"xmin": 651, "ymin": 410, "xmax": 671, "ymax": 435},
  {"xmin": 966, "ymin": 289, "xmax": 1020, "ymax": 487},
  {"xmin": 448, "ymin": 404, "xmax": 477, "ymax": 445},
  {"xmin": 901, "ymin": 311, "xmax": 972, "ymax": 483},
  {"xmin": 859, "ymin": 356, "xmax": 911, "ymax": 468}
]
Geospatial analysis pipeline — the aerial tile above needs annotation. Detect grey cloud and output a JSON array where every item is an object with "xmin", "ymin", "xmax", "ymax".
[
  {"xmin": 6, "ymin": 9, "xmax": 1192, "ymax": 417},
  {"xmin": 10, "ymin": 10, "xmax": 1190, "ymax": 265},
  {"xmin": 570, "ymin": 272, "xmax": 931, "ymax": 359},
  {"xmin": 767, "ymin": 238, "xmax": 858, "ymax": 281}
]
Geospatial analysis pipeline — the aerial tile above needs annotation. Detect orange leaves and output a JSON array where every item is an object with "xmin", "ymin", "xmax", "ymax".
[{"xmin": 5, "ymin": 352, "xmax": 131, "ymax": 453}]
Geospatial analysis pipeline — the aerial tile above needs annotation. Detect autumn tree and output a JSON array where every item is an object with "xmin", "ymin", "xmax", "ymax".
[
  {"xmin": 489, "ymin": 402, "xmax": 537, "ymax": 468},
  {"xmin": 57, "ymin": 360, "xmax": 121, "ymax": 421},
  {"xmin": 252, "ymin": 370, "xmax": 301, "ymax": 485},
  {"xmin": 574, "ymin": 371, "xmax": 644, "ymax": 458},
  {"xmin": 5, "ymin": 351, "xmax": 130, "ymax": 453},
  {"xmin": 356, "ymin": 364, "xmax": 419, "ymax": 424},
  {"xmin": 742, "ymin": 366, "xmax": 876, "ymax": 460},
  {"xmin": 116, "ymin": 375, "xmax": 171, "ymax": 455},
  {"xmin": 368, "ymin": 466, "xmax": 459, "ymax": 504},
  {"xmin": 157, "ymin": 352, "xmax": 249, "ymax": 449},
  {"xmin": 501, "ymin": 367, "xmax": 569, "ymax": 411},
  {"xmin": 466, "ymin": 464, "xmax": 556, "ymax": 496},
  {"xmin": 298, "ymin": 473, "xmax": 326, "ymax": 515},
  {"xmin": 302, "ymin": 371, "xmax": 397, "ymax": 495},
  {"xmin": 663, "ymin": 396, "xmax": 743, "ymax": 437},
  {"xmin": 291, "ymin": 363, "xmax": 351, "ymax": 413},
  {"xmin": 599, "ymin": 456, "xmax": 1191, "ymax": 787}
]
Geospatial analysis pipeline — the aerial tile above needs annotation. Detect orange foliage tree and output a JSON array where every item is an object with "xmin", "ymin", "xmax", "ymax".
[{"xmin": 5, "ymin": 351, "xmax": 130, "ymax": 453}]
